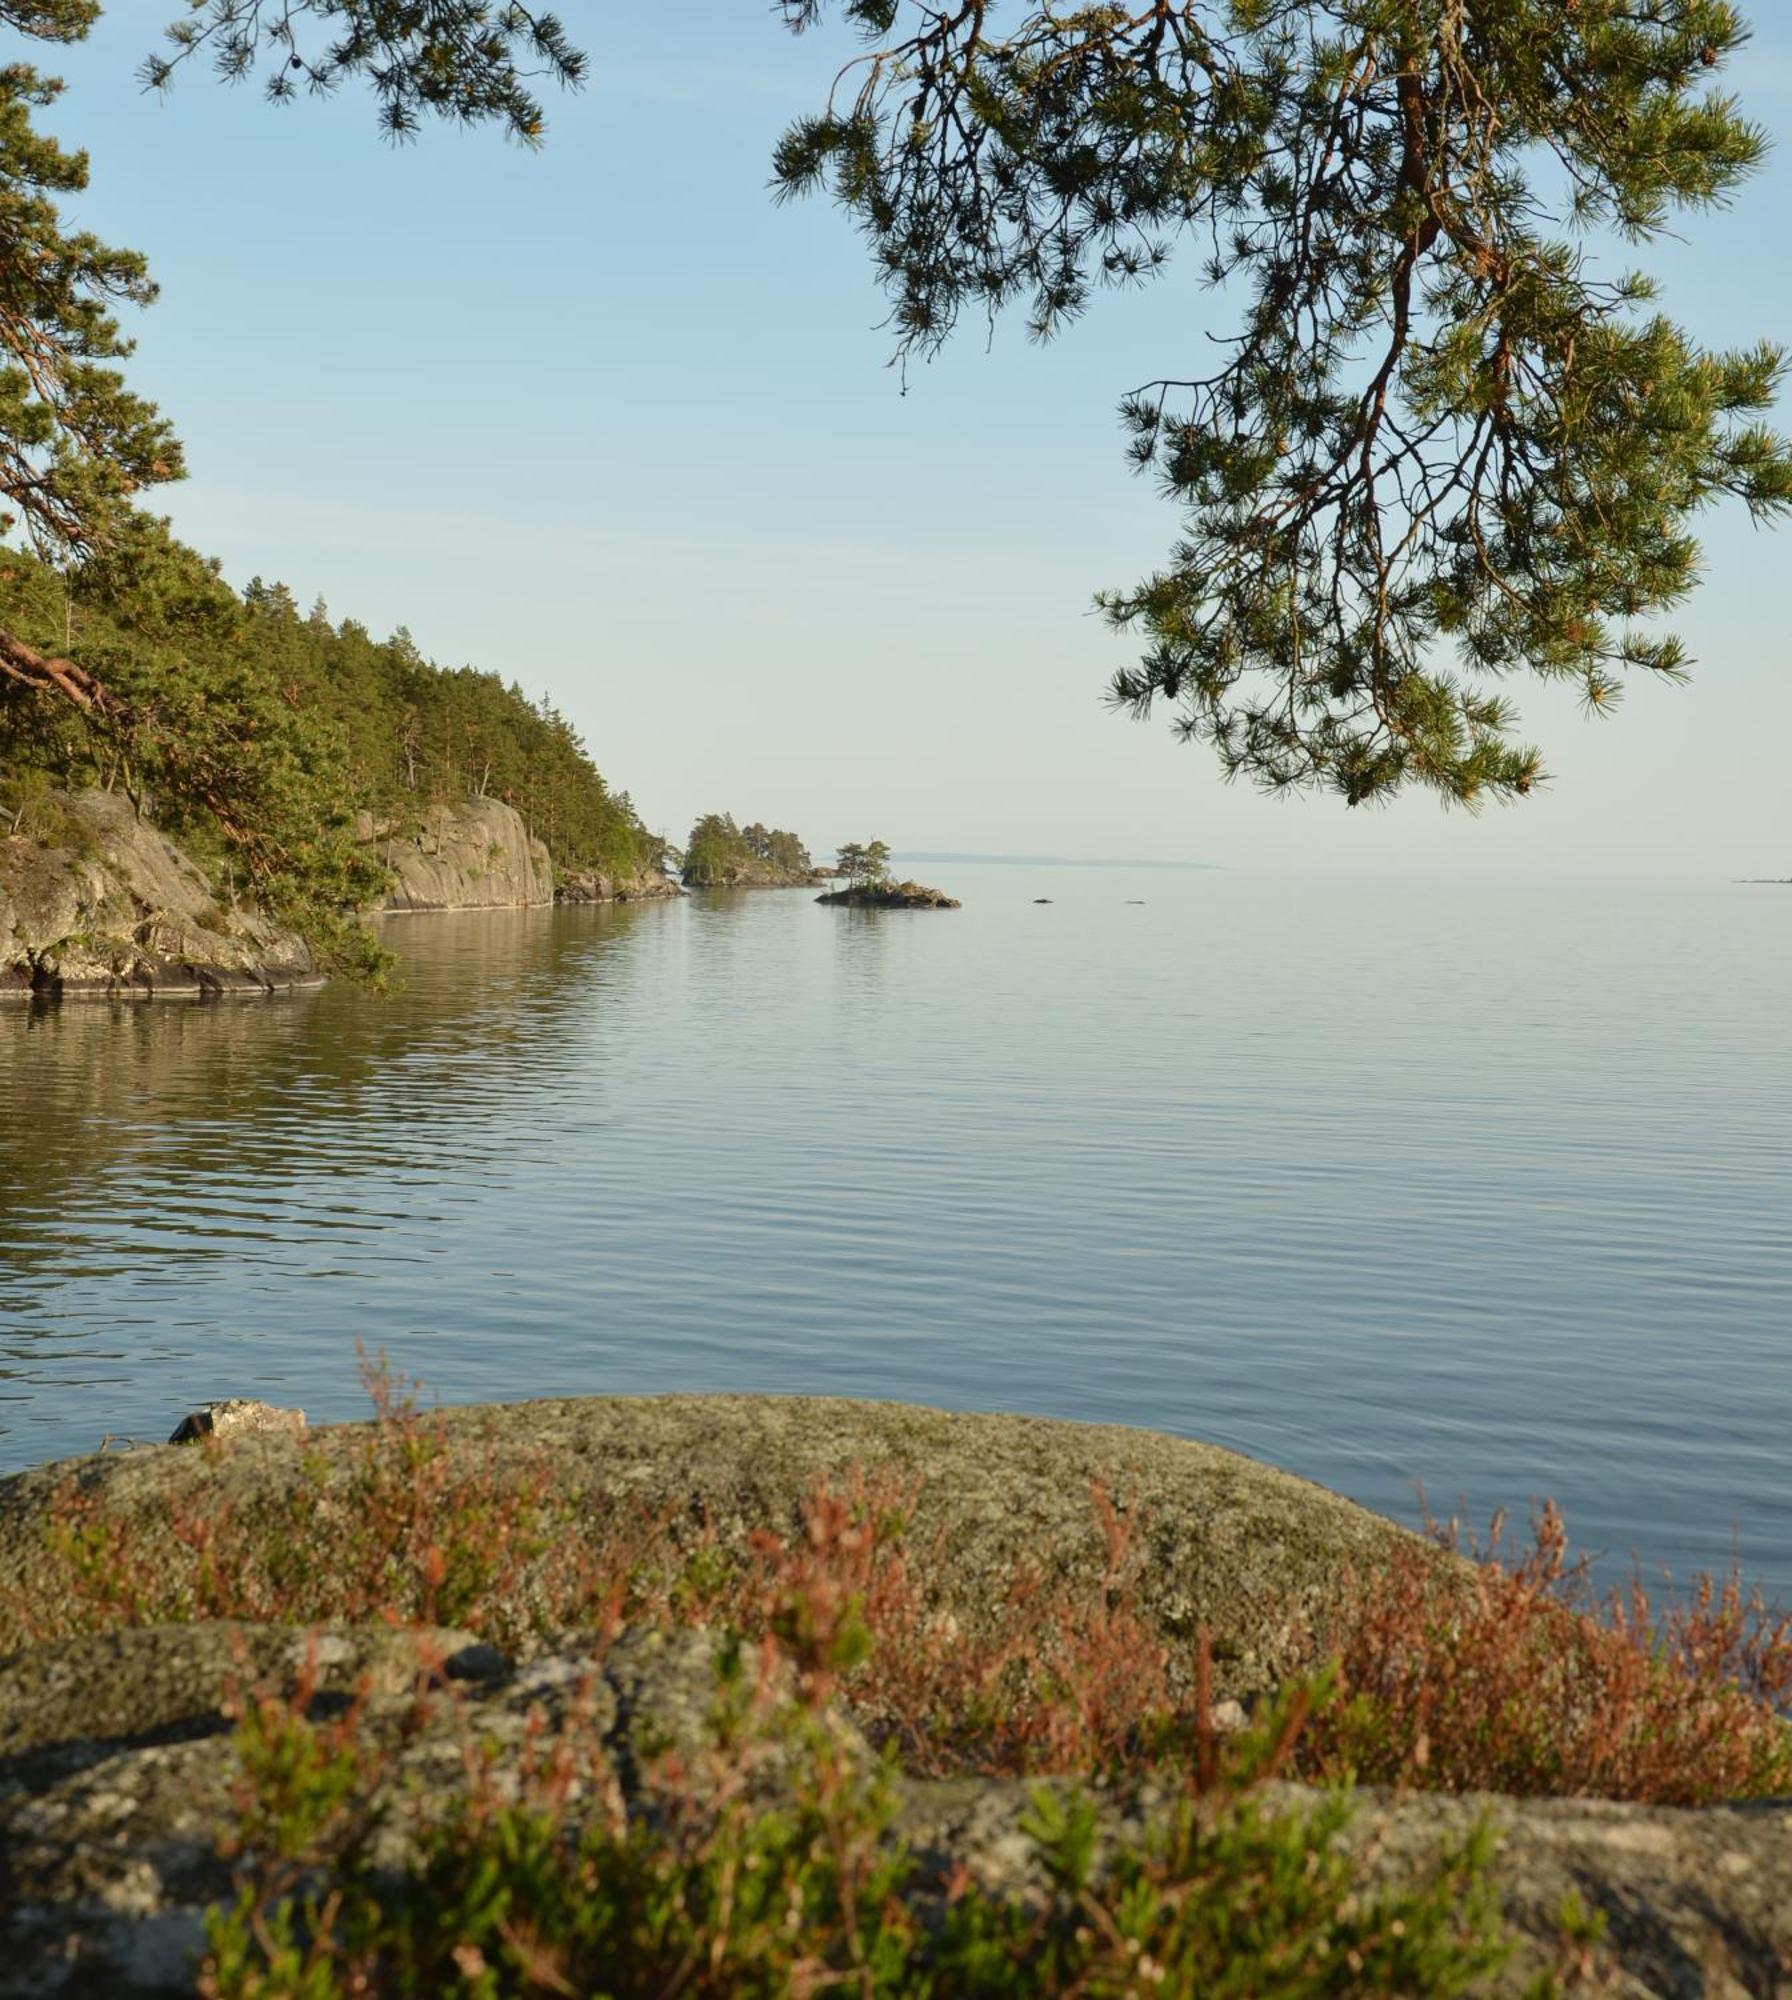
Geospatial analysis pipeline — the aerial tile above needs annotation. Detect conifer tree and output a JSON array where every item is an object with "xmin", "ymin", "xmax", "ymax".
[
  {"xmin": 773, "ymin": 1, "xmax": 1792, "ymax": 805},
  {"xmin": 140, "ymin": 0, "xmax": 584, "ymax": 141},
  {"xmin": 0, "ymin": 1, "xmax": 182, "ymax": 705},
  {"xmin": 0, "ymin": 0, "xmax": 580, "ymax": 714}
]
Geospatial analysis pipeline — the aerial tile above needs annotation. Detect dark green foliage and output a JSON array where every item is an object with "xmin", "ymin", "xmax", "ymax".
[
  {"xmin": 1, "ymin": 525, "xmax": 390, "ymax": 975},
  {"xmin": 682, "ymin": 812, "xmax": 813, "ymax": 887},
  {"xmin": 775, "ymin": 1, "xmax": 1792, "ymax": 805},
  {"xmin": 275, "ymin": 604, "xmax": 658, "ymax": 884},
  {"xmin": 143, "ymin": 0, "xmax": 585, "ymax": 142},
  {"xmin": 16, "ymin": 0, "xmax": 1786, "ymax": 821},
  {"xmin": 11, "ymin": 0, "xmax": 1788, "ymax": 827},
  {"xmin": 835, "ymin": 838, "xmax": 891, "ymax": 888},
  {"xmin": 201, "ymin": 1650, "xmax": 1513, "ymax": 2000},
  {"xmin": 0, "ymin": 8, "xmax": 182, "ymax": 705},
  {"xmin": 936, "ymin": 1784, "xmax": 1506, "ymax": 1998},
  {"xmin": 0, "ymin": 0, "xmax": 581, "ymax": 715},
  {"xmin": 745, "ymin": 819, "xmax": 814, "ymax": 876},
  {"xmin": 1, "ymin": 529, "xmax": 657, "ymax": 970}
]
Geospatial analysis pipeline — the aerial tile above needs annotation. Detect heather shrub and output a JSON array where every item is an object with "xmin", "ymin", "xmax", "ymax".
[
  {"xmin": 11, "ymin": 1360, "xmax": 1790, "ymax": 1813},
  {"xmin": 1295, "ymin": 1504, "xmax": 1792, "ymax": 1808},
  {"xmin": 198, "ymin": 1590, "xmax": 1514, "ymax": 1999},
  {"xmin": 23, "ymin": 1355, "xmax": 582, "ymax": 1651}
]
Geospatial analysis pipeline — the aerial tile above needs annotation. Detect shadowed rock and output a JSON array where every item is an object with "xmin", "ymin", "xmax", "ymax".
[{"xmin": 2, "ymin": 1616, "xmax": 1788, "ymax": 1996}]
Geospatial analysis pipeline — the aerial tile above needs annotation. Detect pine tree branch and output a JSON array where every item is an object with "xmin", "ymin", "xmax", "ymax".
[{"xmin": 0, "ymin": 621, "xmax": 105, "ymax": 710}]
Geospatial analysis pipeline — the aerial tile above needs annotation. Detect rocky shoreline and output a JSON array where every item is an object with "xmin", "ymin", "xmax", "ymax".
[
  {"xmin": 1, "ymin": 1394, "xmax": 1787, "ymax": 1995},
  {"xmin": 360, "ymin": 797, "xmax": 680, "ymax": 915},
  {"xmin": 0, "ymin": 791, "xmax": 320, "ymax": 1001},
  {"xmin": 686, "ymin": 861, "xmax": 827, "ymax": 890},
  {"xmin": 2, "ymin": 790, "xmax": 680, "ymax": 999}
]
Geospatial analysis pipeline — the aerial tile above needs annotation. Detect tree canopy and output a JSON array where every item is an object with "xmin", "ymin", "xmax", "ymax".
[
  {"xmin": 683, "ymin": 814, "xmax": 815, "ymax": 888},
  {"xmin": 139, "ymin": 0, "xmax": 585, "ymax": 141},
  {"xmin": 0, "ymin": 0, "xmax": 647, "ymax": 970},
  {"xmin": 773, "ymin": 0, "xmax": 1792, "ymax": 805},
  {"xmin": 2, "ymin": 0, "xmax": 1789, "ymax": 815},
  {"xmin": 835, "ymin": 839, "xmax": 892, "ymax": 888},
  {"xmin": 0, "ymin": 0, "xmax": 580, "ymax": 710}
]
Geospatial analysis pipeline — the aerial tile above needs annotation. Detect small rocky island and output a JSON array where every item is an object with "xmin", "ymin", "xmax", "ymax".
[
  {"xmin": 816, "ymin": 879, "xmax": 960, "ymax": 909},
  {"xmin": 679, "ymin": 813, "xmax": 824, "ymax": 889},
  {"xmin": 816, "ymin": 837, "xmax": 959, "ymax": 908}
]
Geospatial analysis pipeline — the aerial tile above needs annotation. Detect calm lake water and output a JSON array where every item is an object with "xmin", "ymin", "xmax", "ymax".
[{"xmin": 3, "ymin": 867, "xmax": 1788, "ymax": 1598}]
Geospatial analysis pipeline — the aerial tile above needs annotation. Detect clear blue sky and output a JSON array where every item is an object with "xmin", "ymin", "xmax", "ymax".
[{"xmin": 39, "ymin": 6, "xmax": 1792, "ymax": 877}]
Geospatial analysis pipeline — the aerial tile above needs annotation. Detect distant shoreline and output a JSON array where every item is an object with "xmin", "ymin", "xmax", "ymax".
[{"xmin": 892, "ymin": 851, "xmax": 1220, "ymax": 871}]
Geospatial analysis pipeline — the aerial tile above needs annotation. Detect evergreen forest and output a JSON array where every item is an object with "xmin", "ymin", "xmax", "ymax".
[{"xmin": 0, "ymin": 523, "xmax": 660, "ymax": 973}]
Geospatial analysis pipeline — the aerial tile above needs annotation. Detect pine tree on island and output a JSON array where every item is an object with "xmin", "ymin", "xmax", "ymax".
[{"xmin": 819, "ymin": 841, "xmax": 958, "ymax": 909}]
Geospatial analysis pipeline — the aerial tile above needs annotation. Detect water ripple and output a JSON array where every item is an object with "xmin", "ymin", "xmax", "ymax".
[{"xmin": 2, "ymin": 875, "xmax": 1788, "ymax": 1596}]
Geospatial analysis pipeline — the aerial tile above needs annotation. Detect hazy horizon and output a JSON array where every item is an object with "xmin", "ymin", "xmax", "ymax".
[{"xmin": 891, "ymin": 852, "xmax": 1222, "ymax": 871}]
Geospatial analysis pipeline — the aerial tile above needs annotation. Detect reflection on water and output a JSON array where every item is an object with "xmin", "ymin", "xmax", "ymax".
[
  {"xmin": 3, "ymin": 873, "xmax": 1790, "ymax": 1602},
  {"xmin": 0, "ymin": 904, "xmax": 654, "ymax": 1429}
]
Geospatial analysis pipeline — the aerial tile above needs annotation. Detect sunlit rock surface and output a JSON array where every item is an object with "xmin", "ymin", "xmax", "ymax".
[
  {"xmin": 358, "ymin": 796, "xmax": 679, "ymax": 910},
  {"xmin": 0, "ymin": 791, "xmax": 317, "ymax": 1000}
]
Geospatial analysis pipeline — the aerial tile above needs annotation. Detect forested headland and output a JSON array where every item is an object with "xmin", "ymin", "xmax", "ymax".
[{"xmin": 0, "ymin": 525, "xmax": 662, "ymax": 974}]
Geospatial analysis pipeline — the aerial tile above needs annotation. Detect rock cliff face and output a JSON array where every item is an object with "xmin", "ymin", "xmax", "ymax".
[
  {"xmin": 0, "ymin": 791, "xmax": 317, "ymax": 1000},
  {"xmin": 359, "ymin": 797, "xmax": 680, "ymax": 911},
  {"xmin": 0, "ymin": 788, "xmax": 678, "ymax": 1000},
  {"xmin": 357, "ymin": 796, "xmax": 553, "ymax": 912}
]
